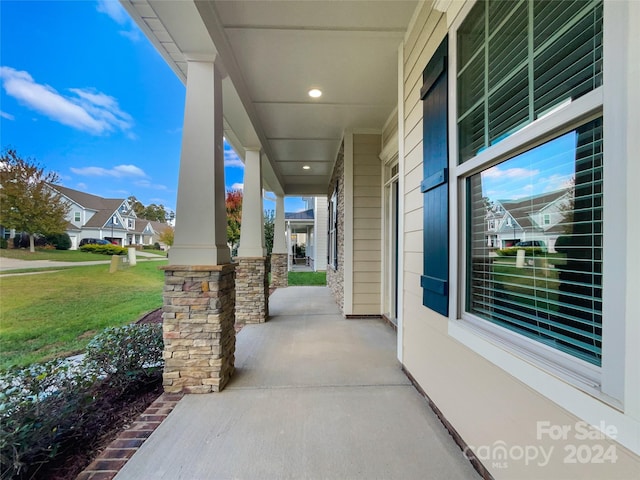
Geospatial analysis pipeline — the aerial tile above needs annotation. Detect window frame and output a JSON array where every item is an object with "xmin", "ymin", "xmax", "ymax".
[{"xmin": 446, "ymin": 0, "xmax": 624, "ymax": 407}]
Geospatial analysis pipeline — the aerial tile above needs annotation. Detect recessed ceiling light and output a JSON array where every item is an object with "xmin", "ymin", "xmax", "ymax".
[
  {"xmin": 308, "ymin": 88, "xmax": 322, "ymax": 98},
  {"xmin": 303, "ymin": 165, "xmax": 311, "ymax": 170}
]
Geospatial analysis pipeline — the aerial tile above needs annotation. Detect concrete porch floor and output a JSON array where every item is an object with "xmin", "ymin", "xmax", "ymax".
[{"xmin": 115, "ymin": 286, "xmax": 479, "ymax": 479}]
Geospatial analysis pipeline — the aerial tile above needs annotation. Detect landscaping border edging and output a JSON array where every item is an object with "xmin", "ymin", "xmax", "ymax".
[{"xmin": 76, "ymin": 393, "xmax": 183, "ymax": 480}]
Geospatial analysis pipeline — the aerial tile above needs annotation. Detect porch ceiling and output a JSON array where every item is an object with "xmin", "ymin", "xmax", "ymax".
[{"xmin": 121, "ymin": 0, "xmax": 418, "ymax": 195}]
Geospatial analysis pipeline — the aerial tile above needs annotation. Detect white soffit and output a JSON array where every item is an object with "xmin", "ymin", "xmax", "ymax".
[{"xmin": 123, "ymin": 0, "xmax": 419, "ymax": 195}]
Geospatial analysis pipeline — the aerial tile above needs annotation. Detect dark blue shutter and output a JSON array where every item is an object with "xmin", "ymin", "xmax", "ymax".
[{"xmin": 420, "ymin": 36, "xmax": 449, "ymax": 316}]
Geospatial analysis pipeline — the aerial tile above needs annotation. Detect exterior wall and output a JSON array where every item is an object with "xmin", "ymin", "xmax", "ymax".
[
  {"xmin": 352, "ymin": 134, "xmax": 382, "ymax": 315},
  {"xmin": 327, "ymin": 146, "xmax": 345, "ymax": 313},
  {"xmin": 399, "ymin": 2, "xmax": 640, "ymax": 478},
  {"xmin": 313, "ymin": 196, "xmax": 328, "ymax": 272}
]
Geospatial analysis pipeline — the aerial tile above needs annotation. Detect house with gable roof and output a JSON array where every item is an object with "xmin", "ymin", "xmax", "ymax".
[
  {"xmin": 486, "ymin": 189, "xmax": 573, "ymax": 251},
  {"xmin": 52, "ymin": 185, "xmax": 166, "ymax": 249}
]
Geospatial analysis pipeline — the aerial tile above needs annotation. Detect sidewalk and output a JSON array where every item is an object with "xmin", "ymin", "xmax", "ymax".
[
  {"xmin": 0, "ymin": 251, "xmax": 166, "ymax": 273},
  {"xmin": 114, "ymin": 286, "xmax": 479, "ymax": 480}
]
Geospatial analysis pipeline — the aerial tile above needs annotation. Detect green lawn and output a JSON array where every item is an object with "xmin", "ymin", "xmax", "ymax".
[
  {"xmin": 0, "ymin": 261, "xmax": 167, "ymax": 369},
  {"xmin": 287, "ymin": 271, "xmax": 326, "ymax": 286}
]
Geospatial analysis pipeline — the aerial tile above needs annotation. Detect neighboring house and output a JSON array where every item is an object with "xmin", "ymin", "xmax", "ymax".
[
  {"xmin": 145, "ymin": 220, "xmax": 172, "ymax": 250},
  {"xmin": 285, "ymin": 196, "xmax": 328, "ymax": 271},
  {"xmin": 124, "ymin": 0, "xmax": 640, "ymax": 477},
  {"xmin": 51, "ymin": 185, "xmax": 167, "ymax": 249},
  {"xmin": 486, "ymin": 189, "xmax": 572, "ymax": 251}
]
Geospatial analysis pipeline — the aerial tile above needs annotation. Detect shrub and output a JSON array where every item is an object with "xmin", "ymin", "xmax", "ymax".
[
  {"xmin": 496, "ymin": 246, "xmax": 545, "ymax": 257},
  {"xmin": 0, "ymin": 238, "xmax": 7, "ymax": 249},
  {"xmin": 85, "ymin": 324, "xmax": 163, "ymax": 392},
  {"xmin": 79, "ymin": 244, "xmax": 127, "ymax": 255},
  {"xmin": 0, "ymin": 324, "xmax": 163, "ymax": 479},
  {"xmin": 12, "ymin": 233, "xmax": 46, "ymax": 249},
  {"xmin": 0, "ymin": 360, "xmax": 98, "ymax": 479},
  {"xmin": 45, "ymin": 232, "xmax": 71, "ymax": 250},
  {"xmin": 154, "ymin": 242, "xmax": 161, "ymax": 250}
]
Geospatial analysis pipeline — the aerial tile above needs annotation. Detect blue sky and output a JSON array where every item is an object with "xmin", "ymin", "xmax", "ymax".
[
  {"xmin": 0, "ymin": 0, "xmax": 304, "ymax": 214},
  {"xmin": 481, "ymin": 131, "xmax": 576, "ymax": 202}
]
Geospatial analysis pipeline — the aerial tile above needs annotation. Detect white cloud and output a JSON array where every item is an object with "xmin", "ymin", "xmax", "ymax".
[
  {"xmin": 543, "ymin": 173, "xmax": 574, "ymax": 193},
  {"xmin": 119, "ymin": 29, "xmax": 141, "ymax": 42},
  {"xmin": 97, "ymin": 1, "xmax": 141, "ymax": 42},
  {"xmin": 224, "ymin": 144, "xmax": 244, "ymax": 168},
  {"xmin": 483, "ymin": 166, "xmax": 539, "ymax": 180},
  {"xmin": 71, "ymin": 164, "xmax": 147, "ymax": 178},
  {"xmin": 135, "ymin": 179, "xmax": 168, "ymax": 190},
  {"xmin": 0, "ymin": 110, "xmax": 14, "ymax": 120},
  {"xmin": 76, "ymin": 182, "xmax": 88, "ymax": 191},
  {"xmin": 96, "ymin": 0, "xmax": 128, "ymax": 25},
  {"xmin": 230, "ymin": 183, "xmax": 244, "ymax": 191},
  {"xmin": 0, "ymin": 67, "xmax": 134, "ymax": 136}
]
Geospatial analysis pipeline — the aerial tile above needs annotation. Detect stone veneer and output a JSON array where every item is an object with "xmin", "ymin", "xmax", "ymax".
[
  {"xmin": 161, "ymin": 264, "xmax": 236, "ymax": 394},
  {"xmin": 270, "ymin": 253, "xmax": 288, "ymax": 288},
  {"xmin": 235, "ymin": 257, "xmax": 269, "ymax": 324},
  {"xmin": 327, "ymin": 143, "xmax": 345, "ymax": 314}
]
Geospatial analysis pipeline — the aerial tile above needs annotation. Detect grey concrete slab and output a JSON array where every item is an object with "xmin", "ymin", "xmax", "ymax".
[
  {"xmin": 116, "ymin": 386, "xmax": 477, "ymax": 480},
  {"xmin": 231, "ymin": 314, "xmax": 410, "ymax": 389},
  {"xmin": 115, "ymin": 286, "xmax": 479, "ymax": 480},
  {"xmin": 268, "ymin": 286, "xmax": 341, "ymax": 317}
]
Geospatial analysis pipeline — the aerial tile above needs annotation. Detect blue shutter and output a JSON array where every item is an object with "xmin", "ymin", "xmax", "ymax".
[{"xmin": 421, "ymin": 37, "xmax": 449, "ymax": 316}]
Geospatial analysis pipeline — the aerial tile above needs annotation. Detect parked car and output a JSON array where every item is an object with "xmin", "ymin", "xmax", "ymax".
[
  {"xmin": 515, "ymin": 240, "xmax": 547, "ymax": 252},
  {"xmin": 79, "ymin": 238, "xmax": 110, "ymax": 246}
]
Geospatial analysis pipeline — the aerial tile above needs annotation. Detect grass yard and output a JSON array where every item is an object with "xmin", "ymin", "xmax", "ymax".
[
  {"xmin": 0, "ymin": 261, "xmax": 167, "ymax": 369},
  {"xmin": 287, "ymin": 271, "xmax": 326, "ymax": 286}
]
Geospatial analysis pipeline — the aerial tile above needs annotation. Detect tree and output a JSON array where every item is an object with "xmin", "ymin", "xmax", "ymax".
[
  {"xmin": 226, "ymin": 189, "xmax": 242, "ymax": 254},
  {"xmin": 141, "ymin": 203, "xmax": 168, "ymax": 223},
  {"xmin": 158, "ymin": 225, "xmax": 174, "ymax": 247},
  {"xmin": 127, "ymin": 195, "xmax": 145, "ymax": 216},
  {"xmin": 0, "ymin": 149, "xmax": 70, "ymax": 252},
  {"xmin": 264, "ymin": 209, "xmax": 275, "ymax": 256},
  {"xmin": 127, "ymin": 196, "xmax": 170, "ymax": 223}
]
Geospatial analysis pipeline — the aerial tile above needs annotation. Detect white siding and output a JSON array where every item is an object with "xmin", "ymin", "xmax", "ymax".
[{"xmin": 352, "ymin": 133, "xmax": 382, "ymax": 315}]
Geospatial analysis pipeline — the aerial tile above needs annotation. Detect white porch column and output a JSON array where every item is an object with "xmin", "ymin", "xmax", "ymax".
[
  {"xmin": 170, "ymin": 59, "xmax": 230, "ymax": 266},
  {"xmin": 237, "ymin": 149, "xmax": 265, "ymax": 257},
  {"xmin": 236, "ymin": 148, "xmax": 269, "ymax": 323},
  {"xmin": 270, "ymin": 194, "xmax": 288, "ymax": 287},
  {"xmin": 161, "ymin": 59, "xmax": 235, "ymax": 394},
  {"xmin": 273, "ymin": 194, "xmax": 287, "ymax": 254}
]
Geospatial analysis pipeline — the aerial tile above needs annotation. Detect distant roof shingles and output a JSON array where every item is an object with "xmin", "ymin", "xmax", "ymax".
[{"xmin": 285, "ymin": 209, "xmax": 314, "ymax": 220}]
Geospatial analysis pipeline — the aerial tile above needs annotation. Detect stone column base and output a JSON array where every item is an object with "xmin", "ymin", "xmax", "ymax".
[
  {"xmin": 236, "ymin": 257, "xmax": 269, "ymax": 324},
  {"xmin": 161, "ymin": 264, "xmax": 236, "ymax": 394},
  {"xmin": 270, "ymin": 253, "xmax": 288, "ymax": 288}
]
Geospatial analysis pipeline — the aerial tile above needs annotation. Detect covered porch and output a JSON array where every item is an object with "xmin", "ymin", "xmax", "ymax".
[{"xmin": 115, "ymin": 286, "xmax": 479, "ymax": 479}]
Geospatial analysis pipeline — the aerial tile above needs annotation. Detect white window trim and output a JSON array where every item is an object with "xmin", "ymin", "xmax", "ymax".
[{"xmin": 447, "ymin": 0, "xmax": 637, "ymax": 453}]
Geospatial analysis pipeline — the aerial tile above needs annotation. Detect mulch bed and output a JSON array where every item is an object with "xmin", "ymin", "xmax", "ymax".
[{"xmin": 41, "ymin": 380, "xmax": 163, "ymax": 480}]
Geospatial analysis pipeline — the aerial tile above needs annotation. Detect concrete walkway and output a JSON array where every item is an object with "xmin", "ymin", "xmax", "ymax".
[
  {"xmin": 0, "ymin": 250, "xmax": 166, "ymax": 272},
  {"xmin": 115, "ymin": 286, "xmax": 479, "ymax": 480}
]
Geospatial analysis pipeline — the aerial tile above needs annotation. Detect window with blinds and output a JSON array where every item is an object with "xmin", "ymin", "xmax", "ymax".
[
  {"xmin": 457, "ymin": 0, "xmax": 603, "ymax": 163},
  {"xmin": 467, "ymin": 118, "xmax": 603, "ymax": 365}
]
